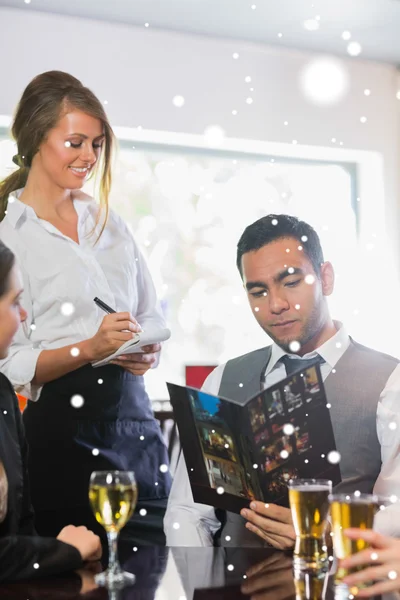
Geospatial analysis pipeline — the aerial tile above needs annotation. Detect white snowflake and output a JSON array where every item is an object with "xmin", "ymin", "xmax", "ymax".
[
  {"xmin": 289, "ymin": 341, "xmax": 301, "ymax": 353},
  {"xmin": 327, "ymin": 450, "xmax": 341, "ymax": 464},
  {"xmin": 172, "ymin": 95, "xmax": 185, "ymax": 108},
  {"xmin": 70, "ymin": 395, "xmax": 84, "ymax": 409},
  {"xmin": 283, "ymin": 424, "xmax": 295, "ymax": 435},
  {"xmin": 61, "ymin": 302, "xmax": 75, "ymax": 316}
]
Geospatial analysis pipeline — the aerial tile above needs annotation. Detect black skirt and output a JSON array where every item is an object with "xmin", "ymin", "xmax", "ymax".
[{"xmin": 23, "ymin": 364, "xmax": 171, "ymax": 517}]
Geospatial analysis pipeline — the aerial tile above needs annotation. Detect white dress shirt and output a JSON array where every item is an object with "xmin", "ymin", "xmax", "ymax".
[
  {"xmin": 0, "ymin": 189, "xmax": 165, "ymax": 400},
  {"xmin": 165, "ymin": 323, "xmax": 400, "ymax": 545}
]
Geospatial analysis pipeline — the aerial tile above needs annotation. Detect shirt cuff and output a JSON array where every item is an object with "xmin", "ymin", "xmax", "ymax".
[{"xmin": 2, "ymin": 348, "xmax": 43, "ymax": 401}]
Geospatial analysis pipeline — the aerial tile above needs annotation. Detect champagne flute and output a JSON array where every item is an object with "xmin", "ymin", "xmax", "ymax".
[{"xmin": 89, "ymin": 470, "xmax": 138, "ymax": 587}]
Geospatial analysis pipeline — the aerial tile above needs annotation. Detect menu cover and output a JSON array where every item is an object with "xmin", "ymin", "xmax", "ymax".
[{"xmin": 167, "ymin": 360, "xmax": 341, "ymax": 514}]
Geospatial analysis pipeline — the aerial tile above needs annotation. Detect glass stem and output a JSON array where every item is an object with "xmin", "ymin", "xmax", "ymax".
[{"xmin": 107, "ymin": 531, "xmax": 120, "ymax": 573}]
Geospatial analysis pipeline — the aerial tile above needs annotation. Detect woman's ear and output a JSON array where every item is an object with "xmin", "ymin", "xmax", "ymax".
[{"xmin": 320, "ymin": 261, "xmax": 335, "ymax": 297}]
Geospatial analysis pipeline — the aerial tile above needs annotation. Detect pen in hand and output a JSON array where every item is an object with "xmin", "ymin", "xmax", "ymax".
[
  {"xmin": 93, "ymin": 297, "xmax": 143, "ymax": 332},
  {"xmin": 93, "ymin": 297, "xmax": 116, "ymax": 314}
]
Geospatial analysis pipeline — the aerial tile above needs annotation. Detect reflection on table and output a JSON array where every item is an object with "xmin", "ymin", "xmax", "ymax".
[{"xmin": 0, "ymin": 544, "xmax": 398, "ymax": 600}]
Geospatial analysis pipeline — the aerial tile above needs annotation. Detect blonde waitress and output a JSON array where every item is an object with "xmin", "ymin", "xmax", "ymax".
[{"xmin": 0, "ymin": 71, "xmax": 171, "ymax": 544}]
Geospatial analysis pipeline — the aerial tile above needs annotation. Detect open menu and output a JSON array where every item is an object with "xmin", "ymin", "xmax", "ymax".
[{"xmin": 167, "ymin": 360, "xmax": 341, "ymax": 514}]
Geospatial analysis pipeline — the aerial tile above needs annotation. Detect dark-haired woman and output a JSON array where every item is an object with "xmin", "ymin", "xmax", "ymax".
[
  {"xmin": 0, "ymin": 239, "xmax": 102, "ymax": 581},
  {"xmin": 0, "ymin": 71, "xmax": 171, "ymax": 543}
]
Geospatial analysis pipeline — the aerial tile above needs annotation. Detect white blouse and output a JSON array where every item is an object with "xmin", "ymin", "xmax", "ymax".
[{"xmin": 0, "ymin": 189, "xmax": 166, "ymax": 400}]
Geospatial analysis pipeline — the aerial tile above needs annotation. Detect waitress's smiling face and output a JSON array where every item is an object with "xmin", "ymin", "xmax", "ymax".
[{"xmin": 0, "ymin": 264, "xmax": 27, "ymax": 359}]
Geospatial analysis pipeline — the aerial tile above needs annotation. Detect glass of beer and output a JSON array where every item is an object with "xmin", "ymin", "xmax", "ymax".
[
  {"xmin": 288, "ymin": 478, "xmax": 332, "ymax": 570},
  {"xmin": 329, "ymin": 492, "xmax": 381, "ymax": 585},
  {"xmin": 89, "ymin": 470, "xmax": 138, "ymax": 586},
  {"xmin": 294, "ymin": 569, "xmax": 329, "ymax": 600}
]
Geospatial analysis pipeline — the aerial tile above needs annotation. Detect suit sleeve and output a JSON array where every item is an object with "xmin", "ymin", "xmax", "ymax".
[{"xmin": 0, "ymin": 535, "xmax": 82, "ymax": 582}]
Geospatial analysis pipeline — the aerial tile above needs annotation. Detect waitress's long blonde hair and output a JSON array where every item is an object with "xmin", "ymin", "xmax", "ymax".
[{"xmin": 0, "ymin": 70, "xmax": 115, "ymax": 240}]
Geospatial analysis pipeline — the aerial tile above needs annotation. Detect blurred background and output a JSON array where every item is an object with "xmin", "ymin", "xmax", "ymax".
[{"xmin": 0, "ymin": 0, "xmax": 399, "ymax": 401}]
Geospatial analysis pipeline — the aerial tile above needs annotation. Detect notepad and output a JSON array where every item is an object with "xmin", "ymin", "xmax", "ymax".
[{"xmin": 92, "ymin": 327, "xmax": 171, "ymax": 368}]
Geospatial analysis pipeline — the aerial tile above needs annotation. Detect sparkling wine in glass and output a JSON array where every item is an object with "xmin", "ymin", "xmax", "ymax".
[{"xmin": 89, "ymin": 470, "xmax": 137, "ymax": 587}]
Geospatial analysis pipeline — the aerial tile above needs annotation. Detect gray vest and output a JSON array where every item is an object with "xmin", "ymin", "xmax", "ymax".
[{"xmin": 217, "ymin": 339, "xmax": 399, "ymax": 547}]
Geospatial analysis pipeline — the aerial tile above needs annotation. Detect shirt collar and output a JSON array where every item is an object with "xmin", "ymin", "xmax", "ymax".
[
  {"xmin": 6, "ymin": 189, "xmax": 34, "ymax": 228},
  {"xmin": 6, "ymin": 188, "xmax": 93, "ymax": 229},
  {"xmin": 267, "ymin": 320, "xmax": 350, "ymax": 376}
]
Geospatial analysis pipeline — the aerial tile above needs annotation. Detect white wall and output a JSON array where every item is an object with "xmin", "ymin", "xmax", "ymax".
[{"xmin": 1, "ymin": 6, "xmax": 400, "ymax": 249}]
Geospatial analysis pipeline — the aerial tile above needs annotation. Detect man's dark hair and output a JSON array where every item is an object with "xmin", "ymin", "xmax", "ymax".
[
  {"xmin": 236, "ymin": 214, "xmax": 324, "ymax": 278},
  {"xmin": 0, "ymin": 240, "xmax": 15, "ymax": 297}
]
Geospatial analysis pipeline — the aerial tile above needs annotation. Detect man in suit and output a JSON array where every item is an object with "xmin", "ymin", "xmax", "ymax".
[{"xmin": 165, "ymin": 214, "xmax": 400, "ymax": 547}]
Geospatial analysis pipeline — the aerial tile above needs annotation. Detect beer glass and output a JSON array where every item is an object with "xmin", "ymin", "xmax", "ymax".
[
  {"xmin": 329, "ymin": 492, "xmax": 380, "ymax": 584},
  {"xmin": 288, "ymin": 478, "xmax": 332, "ymax": 570},
  {"xmin": 294, "ymin": 569, "xmax": 329, "ymax": 600},
  {"xmin": 89, "ymin": 470, "xmax": 138, "ymax": 586}
]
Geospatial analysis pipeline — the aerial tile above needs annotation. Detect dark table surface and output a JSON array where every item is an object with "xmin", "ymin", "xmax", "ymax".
[{"xmin": 0, "ymin": 543, "xmax": 398, "ymax": 600}]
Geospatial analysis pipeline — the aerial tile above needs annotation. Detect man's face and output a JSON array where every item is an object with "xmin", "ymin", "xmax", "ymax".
[{"xmin": 241, "ymin": 237, "xmax": 333, "ymax": 354}]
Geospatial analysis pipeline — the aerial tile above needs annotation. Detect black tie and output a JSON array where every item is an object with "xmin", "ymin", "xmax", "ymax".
[{"xmin": 281, "ymin": 354, "xmax": 324, "ymax": 377}]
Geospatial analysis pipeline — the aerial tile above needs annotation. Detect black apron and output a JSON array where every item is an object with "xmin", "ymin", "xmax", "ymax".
[{"xmin": 23, "ymin": 364, "xmax": 171, "ymax": 515}]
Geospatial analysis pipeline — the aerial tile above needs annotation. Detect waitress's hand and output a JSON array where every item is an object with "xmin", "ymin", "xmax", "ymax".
[
  {"xmin": 111, "ymin": 343, "xmax": 162, "ymax": 376},
  {"xmin": 85, "ymin": 312, "xmax": 142, "ymax": 361}
]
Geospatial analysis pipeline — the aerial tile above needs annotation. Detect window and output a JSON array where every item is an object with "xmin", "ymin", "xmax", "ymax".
[{"xmin": 1, "ymin": 126, "xmax": 397, "ymax": 399}]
